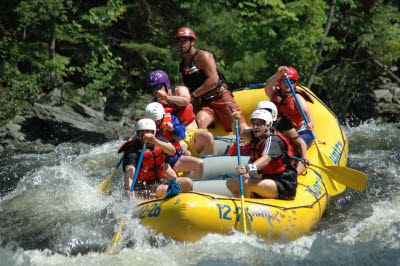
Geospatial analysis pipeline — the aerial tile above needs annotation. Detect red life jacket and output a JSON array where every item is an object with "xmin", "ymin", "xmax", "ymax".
[
  {"xmin": 158, "ymin": 88, "xmax": 195, "ymax": 126},
  {"xmin": 226, "ymin": 139, "xmax": 251, "ymax": 155},
  {"xmin": 157, "ymin": 115, "xmax": 183, "ymax": 153},
  {"xmin": 117, "ymin": 139, "xmax": 165, "ymax": 183},
  {"xmin": 270, "ymin": 88, "xmax": 314, "ymax": 129},
  {"xmin": 250, "ymin": 131, "xmax": 296, "ymax": 175}
]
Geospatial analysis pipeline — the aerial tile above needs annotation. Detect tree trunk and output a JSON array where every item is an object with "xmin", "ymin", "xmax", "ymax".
[
  {"xmin": 306, "ymin": 0, "xmax": 337, "ymax": 89},
  {"xmin": 49, "ymin": 14, "xmax": 56, "ymax": 86}
]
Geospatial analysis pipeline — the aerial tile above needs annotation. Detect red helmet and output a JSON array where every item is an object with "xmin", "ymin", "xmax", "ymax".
[
  {"xmin": 175, "ymin": 27, "xmax": 196, "ymax": 40},
  {"xmin": 278, "ymin": 67, "xmax": 298, "ymax": 88}
]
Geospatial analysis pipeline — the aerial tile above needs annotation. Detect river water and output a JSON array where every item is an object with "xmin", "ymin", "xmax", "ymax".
[{"xmin": 0, "ymin": 120, "xmax": 399, "ymax": 265}]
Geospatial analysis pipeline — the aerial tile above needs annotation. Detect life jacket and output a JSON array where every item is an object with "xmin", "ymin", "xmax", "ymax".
[
  {"xmin": 117, "ymin": 139, "xmax": 165, "ymax": 183},
  {"xmin": 157, "ymin": 115, "xmax": 183, "ymax": 153},
  {"xmin": 158, "ymin": 87, "xmax": 195, "ymax": 126},
  {"xmin": 250, "ymin": 130, "xmax": 296, "ymax": 175},
  {"xmin": 270, "ymin": 88, "xmax": 314, "ymax": 129},
  {"xmin": 179, "ymin": 48, "xmax": 229, "ymax": 91},
  {"xmin": 226, "ymin": 139, "xmax": 251, "ymax": 155}
]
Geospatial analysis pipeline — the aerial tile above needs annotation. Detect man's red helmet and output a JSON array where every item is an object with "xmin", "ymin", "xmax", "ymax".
[
  {"xmin": 278, "ymin": 67, "xmax": 298, "ymax": 89},
  {"xmin": 175, "ymin": 27, "xmax": 196, "ymax": 40}
]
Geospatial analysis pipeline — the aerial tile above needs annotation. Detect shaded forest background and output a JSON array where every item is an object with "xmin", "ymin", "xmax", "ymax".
[{"xmin": 1, "ymin": 0, "xmax": 399, "ymax": 126}]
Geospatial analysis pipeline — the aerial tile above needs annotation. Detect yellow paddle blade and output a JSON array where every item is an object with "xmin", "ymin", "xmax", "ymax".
[
  {"xmin": 310, "ymin": 163, "xmax": 367, "ymax": 192},
  {"xmin": 236, "ymin": 196, "xmax": 253, "ymax": 235},
  {"xmin": 97, "ymin": 168, "xmax": 117, "ymax": 195},
  {"xmin": 311, "ymin": 141, "xmax": 346, "ymax": 196},
  {"xmin": 319, "ymin": 150, "xmax": 347, "ymax": 194},
  {"xmin": 105, "ymin": 218, "xmax": 124, "ymax": 254}
]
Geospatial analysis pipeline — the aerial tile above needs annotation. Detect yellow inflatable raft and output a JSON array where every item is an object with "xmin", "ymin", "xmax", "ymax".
[{"xmin": 134, "ymin": 86, "xmax": 348, "ymax": 242}]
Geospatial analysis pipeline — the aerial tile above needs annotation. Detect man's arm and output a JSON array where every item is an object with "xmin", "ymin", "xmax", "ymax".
[
  {"xmin": 191, "ymin": 50, "xmax": 220, "ymax": 97},
  {"xmin": 157, "ymin": 86, "xmax": 191, "ymax": 106},
  {"xmin": 264, "ymin": 66, "xmax": 286, "ymax": 99},
  {"xmin": 231, "ymin": 111, "xmax": 252, "ymax": 140},
  {"xmin": 295, "ymin": 95, "xmax": 314, "ymax": 130},
  {"xmin": 154, "ymin": 138, "xmax": 176, "ymax": 156}
]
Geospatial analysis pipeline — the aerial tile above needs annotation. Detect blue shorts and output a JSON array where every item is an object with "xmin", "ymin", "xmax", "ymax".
[
  {"xmin": 298, "ymin": 130, "xmax": 314, "ymax": 148},
  {"xmin": 165, "ymin": 148, "xmax": 184, "ymax": 168}
]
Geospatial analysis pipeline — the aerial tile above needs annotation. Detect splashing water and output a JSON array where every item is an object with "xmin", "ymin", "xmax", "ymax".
[{"xmin": 1, "ymin": 122, "xmax": 400, "ymax": 265}]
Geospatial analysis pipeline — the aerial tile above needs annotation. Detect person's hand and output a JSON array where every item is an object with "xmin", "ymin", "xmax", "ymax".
[
  {"xmin": 155, "ymin": 90, "xmax": 168, "ymax": 101},
  {"xmin": 301, "ymin": 156, "xmax": 310, "ymax": 165},
  {"xmin": 126, "ymin": 190, "xmax": 135, "ymax": 198},
  {"xmin": 306, "ymin": 122, "xmax": 314, "ymax": 131},
  {"xmin": 143, "ymin": 133, "xmax": 156, "ymax": 144},
  {"xmin": 277, "ymin": 66, "xmax": 287, "ymax": 77},
  {"xmin": 231, "ymin": 111, "xmax": 241, "ymax": 121},
  {"xmin": 165, "ymin": 122, "xmax": 174, "ymax": 131},
  {"xmin": 236, "ymin": 165, "xmax": 247, "ymax": 175}
]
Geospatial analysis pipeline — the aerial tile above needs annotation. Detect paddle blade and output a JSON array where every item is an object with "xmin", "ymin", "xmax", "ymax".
[
  {"xmin": 323, "ymin": 165, "xmax": 367, "ymax": 192},
  {"xmin": 97, "ymin": 168, "xmax": 117, "ymax": 195},
  {"xmin": 319, "ymin": 151, "xmax": 346, "ymax": 194},
  {"xmin": 105, "ymin": 218, "xmax": 124, "ymax": 254},
  {"xmin": 236, "ymin": 196, "xmax": 253, "ymax": 235}
]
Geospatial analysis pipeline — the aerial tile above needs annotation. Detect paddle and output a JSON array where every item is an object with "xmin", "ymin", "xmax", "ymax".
[
  {"xmin": 97, "ymin": 155, "xmax": 125, "ymax": 195},
  {"xmin": 284, "ymin": 73, "xmax": 365, "ymax": 194},
  {"xmin": 105, "ymin": 142, "xmax": 147, "ymax": 254},
  {"xmin": 97, "ymin": 134, "xmax": 138, "ymax": 195},
  {"xmin": 234, "ymin": 120, "xmax": 252, "ymax": 235},
  {"xmin": 294, "ymin": 157, "xmax": 367, "ymax": 192}
]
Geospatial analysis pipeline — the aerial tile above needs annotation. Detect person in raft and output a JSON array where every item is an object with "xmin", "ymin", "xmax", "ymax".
[
  {"xmin": 264, "ymin": 66, "xmax": 315, "ymax": 148},
  {"xmin": 118, "ymin": 118, "xmax": 193, "ymax": 199},
  {"xmin": 226, "ymin": 109, "xmax": 298, "ymax": 200},
  {"xmin": 254, "ymin": 101, "xmax": 309, "ymax": 174},
  {"xmin": 175, "ymin": 27, "xmax": 246, "ymax": 132},
  {"xmin": 227, "ymin": 100, "xmax": 309, "ymax": 175},
  {"xmin": 148, "ymin": 70, "xmax": 217, "ymax": 158},
  {"xmin": 144, "ymin": 102, "xmax": 204, "ymax": 179}
]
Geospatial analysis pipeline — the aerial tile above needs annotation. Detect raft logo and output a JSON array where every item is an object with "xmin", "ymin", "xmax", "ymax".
[
  {"xmin": 329, "ymin": 140, "xmax": 344, "ymax": 165},
  {"xmin": 305, "ymin": 173, "xmax": 325, "ymax": 199}
]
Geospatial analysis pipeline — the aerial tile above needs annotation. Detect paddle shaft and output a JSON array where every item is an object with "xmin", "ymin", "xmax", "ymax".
[
  {"xmin": 130, "ymin": 142, "xmax": 147, "ymax": 193},
  {"xmin": 285, "ymin": 73, "xmax": 346, "ymax": 195},
  {"xmin": 284, "ymin": 74, "xmax": 330, "ymax": 165},
  {"xmin": 235, "ymin": 120, "xmax": 248, "ymax": 236}
]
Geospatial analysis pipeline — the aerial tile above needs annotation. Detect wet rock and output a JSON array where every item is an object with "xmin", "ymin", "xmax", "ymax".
[{"xmin": 373, "ymin": 89, "xmax": 392, "ymax": 103}]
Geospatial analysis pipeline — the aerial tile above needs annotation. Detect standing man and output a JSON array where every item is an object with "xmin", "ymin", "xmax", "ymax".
[
  {"xmin": 148, "ymin": 70, "xmax": 217, "ymax": 157},
  {"xmin": 175, "ymin": 27, "xmax": 246, "ymax": 132}
]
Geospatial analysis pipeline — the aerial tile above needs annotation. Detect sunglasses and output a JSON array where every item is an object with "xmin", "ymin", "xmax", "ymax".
[
  {"xmin": 150, "ymin": 84, "xmax": 164, "ymax": 91},
  {"xmin": 281, "ymin": 79, "xmax": 296, "ymax": 84},
  {"xmin": 251, "ymin": 121, "xmax": 265, "ymax": 127}
]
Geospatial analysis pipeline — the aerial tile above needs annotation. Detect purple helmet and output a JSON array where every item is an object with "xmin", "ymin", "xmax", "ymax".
[{"xmin": 148, "ymin": 70, "xmax": 171, "ymax": 91}]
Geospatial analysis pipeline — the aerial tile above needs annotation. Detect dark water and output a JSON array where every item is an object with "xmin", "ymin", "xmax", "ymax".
[{"xmin": 0, "ymin": 121, "xmax": 399, "ymax": 265}]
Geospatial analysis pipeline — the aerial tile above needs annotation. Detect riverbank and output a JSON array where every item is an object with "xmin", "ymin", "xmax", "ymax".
[{"xmin": 1, "ymin": 81, "xmax": 399, "ymax": 157}]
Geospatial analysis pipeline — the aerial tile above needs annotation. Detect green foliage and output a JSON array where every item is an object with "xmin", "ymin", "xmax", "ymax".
[
  {"xmin": 0, "ymin": 63, "xmax": 40, "ymax": 120},
  {"xmin": 1, "ymin": 0, "xmax": 399, "ymax": 123},
  {"xmin": 120, "ymin": 42, "xmax": 169, "ymax": 56},
  {"xmin": 82, "ymin": 0, "xmax": 126, "ymax": 28},
  {"xmin": 360, "ymin": 4, "xmax": 400, "ymax": 65}
]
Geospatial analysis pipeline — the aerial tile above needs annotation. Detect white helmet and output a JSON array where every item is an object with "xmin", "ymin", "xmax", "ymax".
[
  {"xmin": 255, "ymin": 101, "xmax": 278, "ymax": 121},
  {"xmin": 135, "ymin": 118, "xmax": 156, "ymax": 134},
  {"xmin": 250, "ymin": 109, "xmax": 273, "ymax": 126},
  {"xmin": 145, "ymin": 102, "xmax": 165, "ymax": 121}
]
